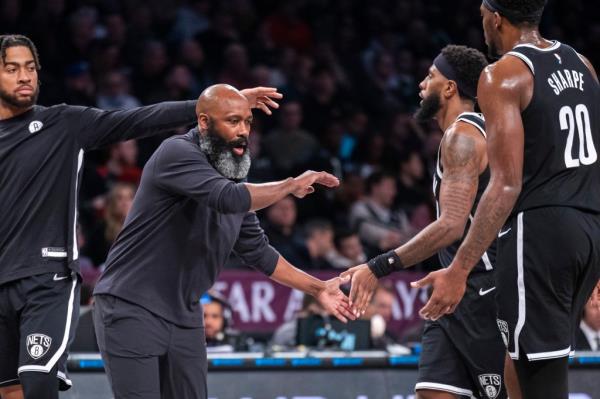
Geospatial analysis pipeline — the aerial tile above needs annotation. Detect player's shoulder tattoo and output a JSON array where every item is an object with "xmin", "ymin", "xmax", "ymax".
[{"xmin": 442, "ymin": 128, "xmax": 478, "ymax": 170}]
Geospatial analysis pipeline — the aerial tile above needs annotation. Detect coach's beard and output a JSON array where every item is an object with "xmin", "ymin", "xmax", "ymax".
[
  {"xmin": 199, "ymin": 126, "xmax": 251, "ymax": 181},
  {"xmin": 414, "ymin": 91, "xmax": 442, "ymax": 122}
]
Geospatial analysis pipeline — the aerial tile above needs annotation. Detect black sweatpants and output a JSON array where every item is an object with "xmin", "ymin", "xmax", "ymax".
[{"xmin": 93, "ymin": 294, "xmax": 207, "ymax": 399}]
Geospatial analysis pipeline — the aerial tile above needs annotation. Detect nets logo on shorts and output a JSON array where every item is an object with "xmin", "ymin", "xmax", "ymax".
[
  {"xmin": 497, "ymin": 319, "xmax": 509, "ymax": 348},
  {"xmin": 478, "ymin": 373, "xmax": 502, "ymax": 399},
  {"xmin": 26, "ymin": 333, "xmax": 52, "ymax": 359}
]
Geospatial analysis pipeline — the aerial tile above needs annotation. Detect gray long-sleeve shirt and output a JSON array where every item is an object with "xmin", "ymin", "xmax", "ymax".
[{"xmin": 94, "ymin": 129, "xmax": 279, "ymax": 327}]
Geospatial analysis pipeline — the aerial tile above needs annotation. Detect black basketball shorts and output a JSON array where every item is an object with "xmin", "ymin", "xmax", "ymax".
[
  {"xmin": 416, "ymin": 272, "xmax": 507, "ymax": 399},
  {"xmin": 0, "ymin": 270, "xmax": 79, "ymax": 390},
  {"xmin": 496, "ymin": 207, "xmax": 600, "ymax": 361}
]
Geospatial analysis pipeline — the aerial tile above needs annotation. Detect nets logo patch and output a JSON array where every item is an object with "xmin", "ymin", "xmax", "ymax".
[
  {"xmin": 478, "ymin": 373, "xmax": 501, "ymax": 399},
  {"xmin": 26, "ymin": 333, "xmax": 52, "ymax": 359},
  {"xmin": 28, "ymin": 120, "xmax": 43, "ymax": 134},
  {"xmin": 497, "ymin": 319, "xmax": 509, "ymax": 348}
]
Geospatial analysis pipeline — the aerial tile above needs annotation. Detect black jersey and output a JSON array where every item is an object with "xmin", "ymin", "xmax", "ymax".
[
  {"xmin": 433, "ymin": 112, "xmax": 495, "ymax": 273},
  {"xmin": 0, "ymin": 102, "xmax": 196, "ymax": 285},
  {"xmin": 506, "ymin": 41, "xmax": 600, "ymax": 214}
]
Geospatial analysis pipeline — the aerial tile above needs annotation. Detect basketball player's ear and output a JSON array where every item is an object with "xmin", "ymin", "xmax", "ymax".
[
  {"xmin": 444, "ymin": 80, "xmax": 458, "ymax": 99},
  {"xmin": 493, "ymin": 11, "xmax": 502, "ymax": 30},
  {"xmin": 198, "ymin": 113, "xmax": 210, "ymax": 132}
]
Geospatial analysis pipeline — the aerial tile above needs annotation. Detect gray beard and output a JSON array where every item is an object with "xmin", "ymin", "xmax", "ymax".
[{"xmin": 198, "ymin": 132, "xmax": 251, "ymax": 180}]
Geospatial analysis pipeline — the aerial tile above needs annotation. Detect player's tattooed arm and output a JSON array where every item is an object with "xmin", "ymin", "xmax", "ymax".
[
  {"xmin": 341, "ymin": 125, "xmax": 484, "ymax": 315},
  {"xmin": 395, "ymin": 127, "xmax": 482, "ymax": 267},
  {"xmin": 413, "ymin": 58, "xmax": 528, "ymax": 320},
  {"xmin": 451, "ymin": 59, "xmax": 527, "ymax": 272}
]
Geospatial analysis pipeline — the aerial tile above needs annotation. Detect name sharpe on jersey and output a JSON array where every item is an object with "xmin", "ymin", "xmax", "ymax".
[{"xmin": 547, "ymin": 69, "xmax": 584, "ymax": 95}]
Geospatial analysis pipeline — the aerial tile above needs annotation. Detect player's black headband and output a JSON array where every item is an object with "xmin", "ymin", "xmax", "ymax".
[
  {"xmin": 433, "ymin": 53, "xmax": 476, "ymax": 100},
  {"xmin": 482, "ymin": 0, "xmax": 544, "ymax": 22}
]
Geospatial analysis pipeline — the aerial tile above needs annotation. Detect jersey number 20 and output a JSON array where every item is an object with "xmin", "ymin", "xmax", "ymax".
[{"xmin": 560, "ymin": 104, "xmax": 597, "ymax": 168}]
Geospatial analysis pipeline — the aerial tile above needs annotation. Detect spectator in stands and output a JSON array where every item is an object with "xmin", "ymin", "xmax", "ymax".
[
  {"xmin": 303, "ymin": 219, "xmax": 347, "ymax": 270},
  {"xmin": 261, "ymin": 196, "xmax": 307, "ymax": 266},
  {"xmin": 202, "ymin": 291, "xmax": 247, "ymax": 351},
  {"xmin": 134, "ymin": 40, "xmax": 170, "ymax": 103},
  {"xmin": 271, "ymin": 294, "xmax": 327, "ymax": 348},
  {"xmin": 395, "ymin": 151, "xmax": 429, "ymax": 211},
  {"xmin": 575, "ymin": 293, "xmax": 600, "ymax": 351},
  {"xmin": 361, "ymin": 50, "xmax": 403, "ymax": 117},
  {"xmin": 169, "ymin": 0, "xmax": 211, "ymax": 42},
  {"xmin": 65, "ymin": 6, "xmax": 98, "ymax": 63},
  {"xmin": 87, "ymin": 183, "xmax": 136, "ymax": 266},
  {"xmin": 353, "ymin": 133, "xmax": 385, "ymax": 178},
  {"xmin": 99, "ymin": 139, "xmax": 142, "ymax": 186},
  {"xmin": 349, "ymin": 171, "xmax": 413, "ymax": 256},
  {"xmin": 262, "ymin": 101, "xmax": 319, "ymax": 177},
  {"xmin": 77, "ymin": 224, "xmax": 100, "ymax": 290},
  {"xmin": 96, "ymin": 70, "xmax": 141, "ymax": 110},
  {"xmin": 103, "ymin": 12, "xmax": 128, "ymax": 49},
  {"xmin": 217, "ymin": 42, "xmax": 253, "ymax": 89},
  {"xmin": 364, "ymin": 284, "xmax": 399, "ymax": 348},
  {"xmin": 64, "ymin": 61, "xmax": 96, "ymax": 106},
  {"xmin": 332, "ymin": 229, "xmax": 367, "ymax": 269},
  {"xmin": 164, "ymin": 64, "xmax": 200, "ymax": 100},
  {"xmin": 302, "ymin": 66, "xmax": 348, "ymax": 136},
  {"xmin": 177, "ymin": 39, "xmax": 212, "ymax": 89}
]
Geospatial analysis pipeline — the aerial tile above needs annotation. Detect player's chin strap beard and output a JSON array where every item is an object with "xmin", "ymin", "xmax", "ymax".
[{"xmin": 197, "ymin": 128, "xmax": 251, "ymax": 181}]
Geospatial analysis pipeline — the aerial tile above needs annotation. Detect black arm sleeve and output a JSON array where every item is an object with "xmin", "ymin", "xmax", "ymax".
[
  {"xmin": 153, "ymin": 137, "xmax": 252, "ymax": 214},
  {"xmin": 233, "ymin": 212, "xmax": 280, "ymax": 276},
  {"xmin": 69, "ymin": 101, "xmax": 196, "ymax": 150}
]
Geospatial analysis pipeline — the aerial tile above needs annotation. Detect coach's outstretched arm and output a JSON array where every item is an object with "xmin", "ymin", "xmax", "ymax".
[
  {"xmin": 154, "ymin": 137, "xmax": 339, "ymax": 214},
  {"xmin": 270, "ymin": 257, "xmax": 355, "ymax": 323},
  {"xmin": 245, "ymin": 170, "xmax": 339, "ymax": 211},
  {"xmin": 232, "ymin": 212, "xmax": 355, "ymax": 323},
  {"xmin": 412, "ymin": 59, "xmax": 526, "ymax": 321},
  {"xmin": 69, "ymin": 87, "xmax": 282, "ymax": 150}
]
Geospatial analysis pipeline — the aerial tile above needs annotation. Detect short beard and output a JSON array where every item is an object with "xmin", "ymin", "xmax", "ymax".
[
  {"xmin": 414, "ymin": 91, "xmax": 442, "ymax": 122},
  {"xmin": 198, "ymin": 124, "xmax": 251, "ymax": 181},
  {"xmin": 0, "ymin": 85, "xmax": 39, "ymax": 108}
]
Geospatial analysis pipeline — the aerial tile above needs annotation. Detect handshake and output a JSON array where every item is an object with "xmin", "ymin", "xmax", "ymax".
[
  {"xmin": 315, "ymin": 254, "xmax": 450, "ymax": 324},
  {"xmin": 314, "ymin": 263, "xmax": 385, "ymax": 324}
]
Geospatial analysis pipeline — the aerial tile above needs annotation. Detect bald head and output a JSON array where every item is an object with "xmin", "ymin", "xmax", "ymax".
[
  {"xmin": 196, "ymin": 84, "xmax": 248, "ymax": 116},
  {"xmin": 195, "ymin": 83, "xmax": 254, "ymax": 174}
]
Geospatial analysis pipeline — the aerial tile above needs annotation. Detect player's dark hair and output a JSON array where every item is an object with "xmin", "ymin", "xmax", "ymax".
[
  {"xmin": 0, "ymin": 35, "xmax": 41, "ymax": 70},
  {"xmin": 333, "ymin": 228, "xmax": 358, "ymax": 249},
  {"xmin": 495, "ymin": 0, "xmax": 547, "ymax": 26},
  {"xmin": 304, "ymin": 219, "xmax": 333, "ymax": 238},
  {"xmin": 440, "ymin": 45, "xmax": 488, "ymax": 101},
  {"xmin": 365, "ymin": 171, "xmax": 395, "ymax": 195}
]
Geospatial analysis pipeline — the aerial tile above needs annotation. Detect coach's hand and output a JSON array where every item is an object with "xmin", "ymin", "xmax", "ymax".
[
  {"xmin": 292, "ymin": 170, "xmax": 340, "ymax": 198},
  {"xmin": 240, "ymin": 87, "xmax": 283, "ymax": 115},
  {"xmin": 411, "ymin": 267, "xmax": 468, "ymax": 320},
  {"xmin": 316, "ymin": 276, "xmax": 356, "ymax": 323},
  {"xmin": 340, "ymin": 264, "xmax": 378, "ymax": 318}
]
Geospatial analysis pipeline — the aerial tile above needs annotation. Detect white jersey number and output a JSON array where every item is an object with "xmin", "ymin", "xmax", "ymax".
[{"xmin": 560, "ymin": 104, "xmax": 597, "ymax": 168}]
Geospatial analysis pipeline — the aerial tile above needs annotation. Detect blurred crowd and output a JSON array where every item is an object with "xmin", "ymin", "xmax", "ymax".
[{"xmin": 4, "ymin": 0, "xmax": 599, "ymax": 338}]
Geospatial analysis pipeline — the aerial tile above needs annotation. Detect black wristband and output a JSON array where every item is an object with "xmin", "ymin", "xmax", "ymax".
[{"xmin": 367, "ymin": 251, "xmax": 404, "ymax": 278}]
